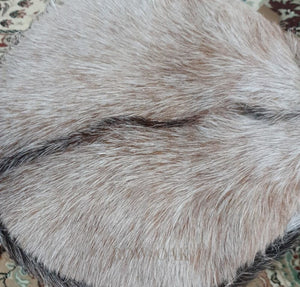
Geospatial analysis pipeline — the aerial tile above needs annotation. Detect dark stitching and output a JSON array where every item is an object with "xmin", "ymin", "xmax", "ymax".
[{"xmin": 0, "ymin": 114, "xmax": 202, "ymax": 176}]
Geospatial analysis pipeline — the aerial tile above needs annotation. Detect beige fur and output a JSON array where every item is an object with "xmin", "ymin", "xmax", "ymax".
[{"xmin": 1, "ymin": 0, "xmax": 300, "ymax": 286}]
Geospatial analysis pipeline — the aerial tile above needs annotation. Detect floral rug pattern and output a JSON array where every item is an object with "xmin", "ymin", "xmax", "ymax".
[
  {"xmin": 0, "ymin": 0, "xmax": 50, "ymax": 58},
  {"xmin": 0, "ymin": 246, "xmax": 42, "ymax": 287},
  {"xmin": 1, "ymin": 0, "xmax": 300, "ymax": 286},
  {"xmin": 266, "ymin": 0, "xmax": 300, "ymax": 36},
  {"xmin": 243, "ymin": 0, "xmax": 267, "ymax": 10},
  {"xmin": 247, "ymin": 240, "xmax": 300, "ymax": 287}
]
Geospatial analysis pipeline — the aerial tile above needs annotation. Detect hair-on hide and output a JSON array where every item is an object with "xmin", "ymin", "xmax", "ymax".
[{"xmin": 1, "ymin": 0, "xmax": 300, "ymax": 286}]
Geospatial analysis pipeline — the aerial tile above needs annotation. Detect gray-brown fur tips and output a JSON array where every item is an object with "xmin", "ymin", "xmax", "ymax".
[{"xmin": 1, "ymin": 0, "xmax": 300, "ymax": 286}]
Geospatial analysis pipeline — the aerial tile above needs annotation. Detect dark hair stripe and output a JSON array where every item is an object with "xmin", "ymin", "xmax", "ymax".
[
  {"xmin": 2, "ymin": 103, "xmax": 299, "ymax": 177},
  {"xmin": 2, "ymin": 108, "xmax": 300, "ymax": 286},
  {"xmin": 236, "ymin": 103, "xmax": 300, "ymax": 122},
  {"xmin": 0, "ymin": 114, "xmax": 202, "ymax": 176}
]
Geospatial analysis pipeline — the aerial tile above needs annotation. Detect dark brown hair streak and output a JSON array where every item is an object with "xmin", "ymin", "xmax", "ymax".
[
  {"xmin": 1, "ymin": 104, "xmax": 299, "ymax": 177},
  {"xmin": 1, "ymin": 107, "xmax": 300, "ymax": 286},
  {"xmin": 0, "ymin": 112, "xmax": 204, "ymax": 176},
  {"xmin": 236, "ymin": 103, "xmax": 300, "ymax": 122},
  {"xmin": 0, "ymin": 114, "xmax": 202, "ymax": 177}
]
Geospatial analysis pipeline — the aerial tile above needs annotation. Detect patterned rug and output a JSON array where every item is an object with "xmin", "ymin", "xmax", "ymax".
[
  {"xmin": 1, "ymin": 0, "xmax": 300, "ymax": 286},
  {"xmin": 266, "ymin": 0, "xmax": 300, "ymax": 36},
  {"xmin": 0, "ymin": 0, "xmax": 50, "ymax": 59},
  {"xmin": 0, "ymin": 246, "xmax": 42, "ymax": 287}
]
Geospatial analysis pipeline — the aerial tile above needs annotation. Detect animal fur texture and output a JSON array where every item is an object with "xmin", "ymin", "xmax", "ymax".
[{"xmin": 0, "ymin": 0, "xmax": 300, "ymax": 286}]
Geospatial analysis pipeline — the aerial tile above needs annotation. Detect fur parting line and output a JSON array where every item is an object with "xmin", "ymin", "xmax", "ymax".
[{"xmin": 1, "ymin": 0, "xmax": 300, "ymax": 286}]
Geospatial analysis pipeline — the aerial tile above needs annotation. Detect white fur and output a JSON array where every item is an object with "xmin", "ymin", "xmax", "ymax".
[{"xmin": 1, "ymin": 0, "xmax": 300, "ymax": 286}]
